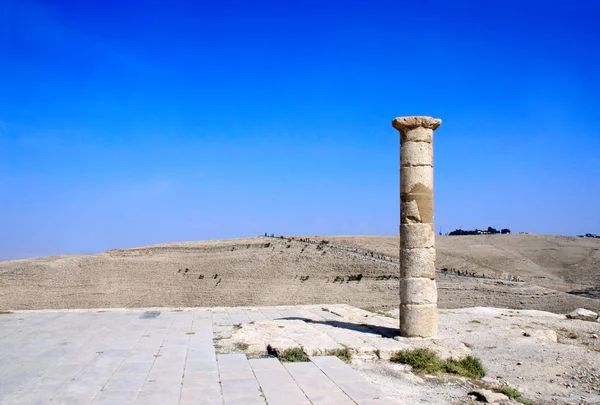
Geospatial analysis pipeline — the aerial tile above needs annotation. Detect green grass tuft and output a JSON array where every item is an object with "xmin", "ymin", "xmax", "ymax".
[
  {"xmin": 492, "ymin": 386, "xmax": 535, "ymax": 405},
  {"xmin": 446, "ymin": 356, "xmax": 486, "ymax": 378},
  {"xmin": 390, "ymin": 348, "xmax": 485, "ymax": 379},
  {"xmin": 325, "ymin": 347, "xmax": 352, "ymax": 363},
  {"xmin": 279, "ymin": 347, "xmax": 309, "ymax": 362}
]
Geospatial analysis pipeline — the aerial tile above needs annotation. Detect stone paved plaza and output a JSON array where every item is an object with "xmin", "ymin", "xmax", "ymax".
[{"xmin": 0, "ymin": 306, "xmax": 402, "ymax": 404}]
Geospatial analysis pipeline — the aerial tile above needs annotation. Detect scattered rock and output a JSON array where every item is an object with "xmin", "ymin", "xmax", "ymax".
[
  {"xmin": 468, "ymin": 389, "xmax": 512, "ymax": 403},
  {"xmin": 566, "ymin": 308, "xmax": 598, "ymax": 321}
]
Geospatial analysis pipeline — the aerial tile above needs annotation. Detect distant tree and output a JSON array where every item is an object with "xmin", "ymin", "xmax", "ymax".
[
  {"xmin": 449, "ymin": 227, "xmax": 509, "ymax": 236},
  {"xmin": 487, "ymin": 226, "xmax": 499, "ymax": 234},
  {"xmin": 501, "ymin": 228, "xmax": 511, "ymax": 234}
]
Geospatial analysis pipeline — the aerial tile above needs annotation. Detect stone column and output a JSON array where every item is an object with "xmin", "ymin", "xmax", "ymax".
[{"xmin": 392, "ymin": 116, "xmax": 441, "ymax": 338}]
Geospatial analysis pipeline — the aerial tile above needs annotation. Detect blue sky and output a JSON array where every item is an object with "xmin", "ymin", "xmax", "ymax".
[{"xmin": 1, "ymin": 0, "xmax": 599, "ymax": 260}]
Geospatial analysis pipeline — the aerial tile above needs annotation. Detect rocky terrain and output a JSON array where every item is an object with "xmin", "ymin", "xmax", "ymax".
[
  {"xmin": 209, "ymin": 304, "xmax": 600, "ymax": 405},
  {"xmin": 0, "ymin": 234, "xmax": 598, "ymax": 313}
]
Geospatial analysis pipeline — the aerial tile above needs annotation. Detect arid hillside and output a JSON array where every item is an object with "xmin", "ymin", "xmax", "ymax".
[
  {"xmin": 0, "ymin": 235, "xmax": 598, "ymax": 313},
  {"xmin": 324, "ymin": 234, "xmax": 600, "ymax": 292}
]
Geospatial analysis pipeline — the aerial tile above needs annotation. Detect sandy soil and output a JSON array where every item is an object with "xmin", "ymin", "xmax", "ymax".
[{"xmin": 0, "ymin": 235, "xmax": 598, "ymax": 314}]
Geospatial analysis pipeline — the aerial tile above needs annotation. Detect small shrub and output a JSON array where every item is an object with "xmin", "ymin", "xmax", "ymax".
[
  {"xmin": 470, "ymin": 320, "xmax": 481, "ymax": 324},
  {"xmin": 279, "ymin": 346, "xmax": 309, "ymax": 362},
  {"xmin": 325, "ymin": 347, "xmax": 352, "ymax": 363},
  {"xmin": 446, "ymin": 356, "xmax": 486, "ymax": 378},
  {"xmin": 492, "ymin": 386, "xmax": 535, "ymax": 405},
  {"xmin": 391, "ymin": 348, "xmax": 485, "ymax": 378},
  {"xmin": 0, "ymin": 311, "xmax": 14, "ymax": 315},
  {"xmin": 391, "ymin": 348, "xmax": 443, "ymax": 374}
]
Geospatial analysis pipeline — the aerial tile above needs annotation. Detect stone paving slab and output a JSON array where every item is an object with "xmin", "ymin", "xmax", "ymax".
[
  {"xmin": 0, "ymin": 306, "xmax": 405, "ymax": 404},
  {"xmin": 311, "ymin": 356, "xmax": 395, "ymax": 404},
  {"xmin": 249, "ymin": 358, "xmax": 310, "ymax": 405}
]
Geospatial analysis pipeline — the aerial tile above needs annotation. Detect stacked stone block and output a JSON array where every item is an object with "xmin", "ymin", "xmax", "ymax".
[{"xmin": 392, "ymin": 116, "xmax": 441, "ymax": 337}]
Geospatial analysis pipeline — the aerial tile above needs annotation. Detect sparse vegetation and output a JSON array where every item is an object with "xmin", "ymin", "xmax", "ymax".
[
  {"xmin": 234, "ymin": 342, "xmax": 249, "ymax": 351},
  {"xmin": 278, "ymin": 346, "xmax": 309, "ymax": 362},
  {"xmin": 325, "ymin": 347, "xmax": 352, "ymax": 363},
  {"xmin": 265, "ymin": 344, "xmax": 308, "ymax": 362},
  {"xmin": 491, "ymin": 385, "xmax": 535, "ymax": 405},
  {"xmin": 0, "ymin": 311, "xmax": 14, "ymax": 314},
  {"xmin": 362, "ymin": 306, "xmax": 395, "ymax": 319},
  {"xmin": 390, "ymin": 348, "xmax": 485, "ymax": 379}
]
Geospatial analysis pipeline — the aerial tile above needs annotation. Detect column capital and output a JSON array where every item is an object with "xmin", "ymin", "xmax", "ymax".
[{"xmin": 392, "ymin": 116, "xmax": 442, "ymax": 132}]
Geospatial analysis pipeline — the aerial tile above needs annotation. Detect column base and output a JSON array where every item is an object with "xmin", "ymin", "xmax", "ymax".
[{"xmin": 400, "ymin": 304, "xmax": 438, "ymax": 337}]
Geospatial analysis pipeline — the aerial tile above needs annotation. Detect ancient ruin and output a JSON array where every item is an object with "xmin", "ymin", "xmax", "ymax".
[{"xmin": 392, "ymin": 116, "xmax": 442, "ymax": 337}]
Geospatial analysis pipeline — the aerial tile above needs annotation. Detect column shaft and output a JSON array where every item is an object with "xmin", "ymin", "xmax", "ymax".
[{"xmin": 392, "ymin": 116, "xmax": 441, "ymax": 338}]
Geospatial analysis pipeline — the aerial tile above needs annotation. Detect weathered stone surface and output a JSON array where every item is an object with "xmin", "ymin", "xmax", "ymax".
[
  {"xmin": 400, "ymin": 304, "xmax": 438, "ymax": 337},
  {"xmin": 469, "ymin": 389, "xmax": 511, "ymax": 404},
  {"xmin": 400, "ymin": 224, "xmax": 435, "ymax": 249},
  {"xmin": 528, "ymin": 329, "xmax": 558, "ymax": 343},
  {"xmin": 400, "ymin": 165, "xmax": 433, "ymax": 193},
  {"xmin": 401, "ymin": 141, "xmax": 433, "ymax": 167},
  {"xmin": 392, "ymin": 116, "xmax": 442, "ymax": 132},
  {"xmin": 566, "ymin": 308, "xmax": 598, "ymax": 321},
  {"xmin": 400, "ymin": 201, "xmax": 422, "ymax": 224},
  {"xmin": 400, "ymin": 279, "xmax": 437, "ymax": 305},
  {"xmin": 401, "ymin": 248, "xmax": 436, "ymax": 279},
  {"xmin": 394, "ymin": 115, "xmax": 441, "ymax": 338},
  {"xmin": 401, "ymin": 126, "xmax": 433, "ymax": 143},
  {"xmin": 401, "ymin": 189, "xmax": 434, "ymax": 224}
]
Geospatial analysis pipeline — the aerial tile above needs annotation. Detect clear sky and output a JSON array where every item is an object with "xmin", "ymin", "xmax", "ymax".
[{"xmin": 1, "ymin": 0, "xmax": 599, "ymax": 260}]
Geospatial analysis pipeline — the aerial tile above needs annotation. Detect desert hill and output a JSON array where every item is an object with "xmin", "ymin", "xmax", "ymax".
[
  {"xmin": 323, "ymin": 234, "xmax": 600, "ymax": 293},
  {"xmin": 0, "ymin": 234, "xmax": 598, "ymax": 313}
]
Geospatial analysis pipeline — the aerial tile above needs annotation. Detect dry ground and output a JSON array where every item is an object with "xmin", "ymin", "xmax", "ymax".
[{"xmin": 1, "ymin": 234, "xmax": 599, "ymax": 313}]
